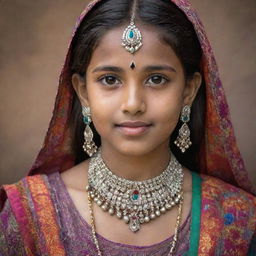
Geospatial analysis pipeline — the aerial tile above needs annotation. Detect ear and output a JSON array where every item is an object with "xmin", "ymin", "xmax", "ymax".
[
  {"xmin": 182, "ymin": 72, "xmax": 202, "ymax": 106},
  {"xmin": 72, "ymin": 73, "xmax": 90, "ymax": 107}
]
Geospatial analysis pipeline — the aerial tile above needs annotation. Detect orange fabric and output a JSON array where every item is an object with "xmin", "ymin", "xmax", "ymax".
[{"xmin": 27, "ymin": 175, "xmax": 66, "ymax": 255}]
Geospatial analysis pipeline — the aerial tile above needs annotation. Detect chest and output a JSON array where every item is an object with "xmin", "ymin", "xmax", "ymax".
[{"xmin": 67, "ymin": 186, "xmax": 192, "ymax": 246}]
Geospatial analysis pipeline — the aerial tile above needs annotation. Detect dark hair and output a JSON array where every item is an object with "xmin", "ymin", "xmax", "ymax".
[{"xmin": 68, "ymin": 0, "xmax": 206, "ymax": 172}]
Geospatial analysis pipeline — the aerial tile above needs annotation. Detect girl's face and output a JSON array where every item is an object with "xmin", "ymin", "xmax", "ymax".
[{"xmin": 72, "ymin": 25, "xmax": 201, "ymax": 156}]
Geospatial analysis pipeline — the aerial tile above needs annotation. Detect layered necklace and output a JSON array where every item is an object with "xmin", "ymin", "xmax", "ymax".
[{"xmin": 86, "ymin": 150, "xmax": 184, "ymax": 255}]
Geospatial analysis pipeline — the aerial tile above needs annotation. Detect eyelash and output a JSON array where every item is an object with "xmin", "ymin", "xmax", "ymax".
[{"xmin": 97, "ymin": 74, "xmax": 170, "ymax": 87}]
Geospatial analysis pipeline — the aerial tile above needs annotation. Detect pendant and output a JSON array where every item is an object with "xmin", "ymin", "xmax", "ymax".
[
  {"xmin": 129, "ymin": 215, "xmax": 140, "ymax": 232},
  {"xmin": 121, "ymin": 22, "xmax": 142, "ymax": 54}
]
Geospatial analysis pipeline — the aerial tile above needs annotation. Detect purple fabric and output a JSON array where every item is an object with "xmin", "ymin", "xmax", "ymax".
[
  {"xmin": 0, "ymin": 200, "xmax": 25, "ymax": 255},
  {"xmin": 0, "ymin": 172, "xmax": 190, "ymax": 255},
  {"xmin": 47, "ymin": 172, "xmax": 191, "ymax": 255}
]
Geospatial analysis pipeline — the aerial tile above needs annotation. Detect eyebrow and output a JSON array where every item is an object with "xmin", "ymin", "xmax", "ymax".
[
  {"xmin": 92, "ymin": 64, "xmax": 176, "ymax": 73},
  {"xmin": 144, "ymin": 65, "xmax": 176, "ymax": 73},
  {"xmin": 92, "ymin": 66, "xmax": 123, "ymax": 73}
]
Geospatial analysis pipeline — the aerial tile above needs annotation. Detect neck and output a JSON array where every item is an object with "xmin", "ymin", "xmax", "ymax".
[{"xmin": 100, "ymin": 142, "xmax": 171, "ymax": 181}]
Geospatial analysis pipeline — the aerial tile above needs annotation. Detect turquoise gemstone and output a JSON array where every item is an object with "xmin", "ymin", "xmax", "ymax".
[
  {"xmin": 83, "ymin": 116, "xmax": 90, "ymax": 125},
  {"xmin": 181, "ymin": 115, "xmax": 189, "ymax": 122},
  {"xmin": 129, "ymin": 30, "xmax": 134, "ymax": 39},
  {"xmin": 132, "ymin": 194, "xmax": 139, "ymax": 200}
]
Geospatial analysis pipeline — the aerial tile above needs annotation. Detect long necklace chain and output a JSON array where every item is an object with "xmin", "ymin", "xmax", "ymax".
[{"xmin": 87, "ymin": 191, "xmax": 184, "ymax": 256}]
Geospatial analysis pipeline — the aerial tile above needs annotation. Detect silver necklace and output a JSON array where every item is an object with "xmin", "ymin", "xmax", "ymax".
[
  {"xmin": 87, "ymin": 150, "xmax": 184, "ymax": 233},
  {"xmin": 87, "ymin": 191, "xmax": 183, "ymax": 256}
]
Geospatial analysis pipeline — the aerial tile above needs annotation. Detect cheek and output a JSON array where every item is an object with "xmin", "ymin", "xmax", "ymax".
[
  {"xmin": 158, "ymin": 104, "xmax": 181, "ymax": 136},
  {"xmin": 150, "ymin": 88, "xmax": 183, "ymax": 124},
  {"xmin": 86, "ymin": 86, "xmax": 117, "ymax": 135},
  {"xmin": 90, "ymin": 107, "xmax": 112, "ymax": 139},
  {"xmin": 157, "ymin": 106, "xmax": 181, "ymax": 141}
]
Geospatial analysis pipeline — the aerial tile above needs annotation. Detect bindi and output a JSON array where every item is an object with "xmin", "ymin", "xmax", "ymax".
[{"xmin": 130, "ymin": 61, "xmax": 136, "ymax": 69}]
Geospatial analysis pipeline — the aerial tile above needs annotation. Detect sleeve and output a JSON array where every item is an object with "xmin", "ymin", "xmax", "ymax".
[{"xmin": 0, "ymin": 199, "xmax": 26, "ymax": 256}]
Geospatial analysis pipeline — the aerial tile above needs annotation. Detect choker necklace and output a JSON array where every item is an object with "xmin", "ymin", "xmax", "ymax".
[{"xmin": 86, "ymin": 150, "xmax": 184, "ymax": 233}]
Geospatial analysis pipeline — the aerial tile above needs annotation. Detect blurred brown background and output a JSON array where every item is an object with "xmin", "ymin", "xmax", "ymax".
[{"xmin": 0, "ymin": 0, "xmax": 256, "ymax": 186}]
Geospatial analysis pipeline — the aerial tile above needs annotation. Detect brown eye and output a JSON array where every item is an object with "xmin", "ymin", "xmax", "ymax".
[
  {"xmin": 105, "ymin": 76, "xmax": 117, "ymax": 84},
  {"xmin": 151, "ymin": 75, "xmax": 163, "ymax": 84},
  {"xmin": 146, "ymin": 75, "xmax": 169, "ymax": 86},
  {"xmin": 100, "ymin": 75, "xmax": 121, "ymax": 86}
]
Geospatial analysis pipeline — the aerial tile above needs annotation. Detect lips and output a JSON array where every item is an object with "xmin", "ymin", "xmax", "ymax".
[
  {"xmin": 115, "ymin": 121, "xmax": 152, "ymax": 136},
  {"xmin": 117, "ymin": 121, "xmax": 151, "ymax": 127}
]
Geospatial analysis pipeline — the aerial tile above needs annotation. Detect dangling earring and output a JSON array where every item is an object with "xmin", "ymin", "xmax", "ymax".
[
  {"xmin": 82, "ymin": 106, "xmax": 97, "ymax": 157},
  {"xmin": 174, "ymin": 105, "xmax": 192, "ymax": 153}
]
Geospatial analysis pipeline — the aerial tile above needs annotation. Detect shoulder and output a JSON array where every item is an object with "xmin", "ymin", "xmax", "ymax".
[
  {"xmin": 0, "ymin": 174, "xmax": 48, "ymax": 255},
  {"xmin": 0, "ymin": 172, "xmax": 59, "ymax": 229},
  {"xmin": 0, "ymin": 173, "xmax": 66, "ymax": 255},
  {"xmin": 197, "ymin": 174, "xmax": 256, "ymax": 254},
  {"xmin": 200, "ymin": 174, "xmax": 256, "ymax": 205},
  {"xmin": 1, "ymin": 173, "xmax": 55, "ymax": 224},
  {"xmin": 199, "ymin": 174, "xmax": 256, "ymax": 220},
  {"xmin": 60, "ymin": 159, "xmax": 89, "ymax": 191},
  {"xmin": 1, "ymin": 174, "xmax": 50, "ymax": 206}
]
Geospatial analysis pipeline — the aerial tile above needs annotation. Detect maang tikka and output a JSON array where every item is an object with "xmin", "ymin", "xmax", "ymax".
[
  {"xmin": 121, "ymin": 1, "xmax": 142, "ymax": 54},
  {"xmin": 174, "ymin": 105, "xmax": 192, "ymax": 153},
  {"xmin": 82, "ymin": 106, "xmax": 97, "ymax": 157}
]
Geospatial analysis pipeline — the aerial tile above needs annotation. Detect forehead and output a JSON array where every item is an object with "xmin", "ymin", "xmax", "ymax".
[{"xmin": 87, "ymin": 24, "xmax": 182, "ymax": 70}]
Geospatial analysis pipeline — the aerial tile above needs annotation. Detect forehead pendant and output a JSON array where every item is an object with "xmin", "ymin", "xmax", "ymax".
[{"xmin": 121, "ymin": 2, "xmax": 142, "ymax": 54}]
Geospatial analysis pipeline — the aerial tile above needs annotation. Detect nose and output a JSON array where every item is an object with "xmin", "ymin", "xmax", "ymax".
[{"xmin": 121, "ymin": 83, "xmax": 146, "ymax": 115}]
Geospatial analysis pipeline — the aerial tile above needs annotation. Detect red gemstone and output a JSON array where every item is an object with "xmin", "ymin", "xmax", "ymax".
[
  {"xmin": 133, "ymin": 190, "xmax": 139, "ymax": 195},
  {"xmin": 132, "ymin": 216, "xmax": 137, "ymax": 220}
]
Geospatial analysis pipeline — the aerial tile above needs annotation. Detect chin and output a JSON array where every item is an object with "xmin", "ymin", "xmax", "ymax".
[{"xmin": 105, "ymin": 139, "xmax": 168, "ymax": 157}]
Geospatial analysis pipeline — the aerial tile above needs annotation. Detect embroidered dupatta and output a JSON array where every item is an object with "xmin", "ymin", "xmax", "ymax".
[
  {"xmin": 1, "ymin": 172, "xmax": 255, "ymax": 255},
  {"xmin": 1, "ymin": 0, "xmax": 256, "ymax": 255}
]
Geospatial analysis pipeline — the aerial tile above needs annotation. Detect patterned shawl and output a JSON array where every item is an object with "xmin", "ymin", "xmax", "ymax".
[{"xmin": 26, "ymin": 0, "xmax": 255, "ymax": 195}]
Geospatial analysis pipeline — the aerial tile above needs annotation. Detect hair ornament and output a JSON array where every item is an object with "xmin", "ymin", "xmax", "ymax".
[{"xmin": 121, "ymin": 1, "xmax": 142, "ymax": 54}]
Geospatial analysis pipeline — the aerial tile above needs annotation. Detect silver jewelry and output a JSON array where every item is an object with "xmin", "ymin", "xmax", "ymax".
[
  {"xmin": 87, "ymin": 190, "xmax": 183, "ymax": 256},
  {"xmin": 121, "ymin": 1, "xmax": 142, "ymax": 54},
  {"xmin": 86, "ymin": 149, "xmax": 184, "ymax": 233},
  {"xmin": 174, "ymin": 105, "xmax": 192, "ymax": 153},
  {"xmin": 82, "ymin": 106, "xmax": 97, "ymax": 157}
]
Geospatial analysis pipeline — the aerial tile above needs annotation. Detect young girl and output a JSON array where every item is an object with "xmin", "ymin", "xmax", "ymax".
[{"xmin": 1, "ymin": 0, "xmax": 255, "ymax": 255}]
